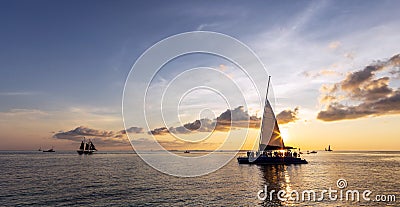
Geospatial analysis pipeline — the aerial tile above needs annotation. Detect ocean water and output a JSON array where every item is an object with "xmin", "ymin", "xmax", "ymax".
[{"xmin": 0, "ymin": 151, "xmax": 399, "ymax": 206}]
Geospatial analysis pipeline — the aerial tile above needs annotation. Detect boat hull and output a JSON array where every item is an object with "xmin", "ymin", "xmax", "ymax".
[
  {"xmin": 237, "ymin": 156, "xmax": 308, "ymax": 165},
  {"xmin": 77, "ymin": 150, "xmax": 96, "ymax": 155}
]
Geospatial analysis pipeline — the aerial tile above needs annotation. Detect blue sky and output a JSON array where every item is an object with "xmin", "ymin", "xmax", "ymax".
[
  {"xmin": 1, "ymin": 0, "xmax": 400, "ymax": 150},
  {"xmin": 0, "ymin": 0, "xmax": 397, "ymax": 110}
]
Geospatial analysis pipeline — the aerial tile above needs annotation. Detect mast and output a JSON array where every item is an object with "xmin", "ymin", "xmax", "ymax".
[
  {"xmin": 258, "ymin": 76, "xmax": 271, "ymax": 150},
  {"xmin": 85, "ymin": 141, "xmax": 89, "ymax": 151},
  {"xmin": 83, "ymin": 137, "xmax": 86, "ymax": 151}
]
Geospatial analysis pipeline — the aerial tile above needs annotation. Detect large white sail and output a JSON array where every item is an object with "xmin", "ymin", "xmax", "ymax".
[
  {"xmin": 259, "ymin": 99, "xmax": 285, "ymax": 151},
  {"xmin": 268, "ymin": 119, "xmax": 284, "ymax": 147}
]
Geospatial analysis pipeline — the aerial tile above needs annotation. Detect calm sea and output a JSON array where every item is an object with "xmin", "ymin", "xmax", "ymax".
[{"xmin": 0, "ymin": 151, "xmax": 399, "ymax": 206}]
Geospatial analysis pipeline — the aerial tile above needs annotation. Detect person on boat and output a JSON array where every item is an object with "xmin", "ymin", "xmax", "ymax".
[
  {"xmin": 293, "ymin": 151, "xmax": 297, "ymax": 158},
  {"xmin": 285, "ymin": 151, "xmax": 290, "ymax": 157}
]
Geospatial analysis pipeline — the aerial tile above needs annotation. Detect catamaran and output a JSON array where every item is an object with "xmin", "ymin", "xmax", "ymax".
[
  {"xmin": 77, "ymin": 137, "xmax": 97, "ymax": 155},
  {"xmin": 237, "ymin": 76, "xmax": 308, "ymax": 165}
]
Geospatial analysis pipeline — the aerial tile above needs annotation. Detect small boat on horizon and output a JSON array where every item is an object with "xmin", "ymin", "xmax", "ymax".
[
  {"xmin": 325, "ymin": 145, "xmax": 333, "ymax": 151},
  {"xmin": 77, "ymin": 137, "xmax": 97, "ymax": 155},
  {"xmin": 310, "ymin": 151, "xmax": 317, "ymax": 154},
  {"xmin": 43, "ymin": 146, "xmax": 55, "ymax": 152},
  {"xmin": 237, "ymin": 76, "xmax": 307, "ymax": 165},
  {"xmin": 184, "ymin": 150, "xmax": 190, "ymax": 153}
]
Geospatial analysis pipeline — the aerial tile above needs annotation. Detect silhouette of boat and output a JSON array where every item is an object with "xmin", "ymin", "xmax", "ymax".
[
  {"xmin": 43, "ymin": 147, "xmax": 55, "ymax": 152},
  {"xmin": 238, "ymin": 76, "xmax": 307, "ymax": 165},
  {"xmin": 310, "ymin": 151, "xmax": 317, "ymax": 154},
  {"xmin": 184, "ymin": 150, "xmax": 190, "ymax": 153},
  {"xmin": 325, "ymin": 145, "xmax": 333, "ymax": 151},
  {"xmin": 77, "ymin": 137, "xmax": 97, "ymax": 155}
]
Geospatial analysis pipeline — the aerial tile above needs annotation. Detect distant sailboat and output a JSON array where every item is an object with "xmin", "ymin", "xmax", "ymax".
[
  {"xmin": 237, "ymin": 76, "xmax": 307, "ymax": 165},
  {"xmin": 325, "ymin": 145, "xmax": 333, "ymax": 151},
  {"xmin": 77, "ymin": 137, "xmax": 97, "ymax": 155}
]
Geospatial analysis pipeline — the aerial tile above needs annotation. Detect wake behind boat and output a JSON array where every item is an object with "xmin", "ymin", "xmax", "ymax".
[
  {"xmin": 237, "ymin": 76, "xmax": 307, "ymax": 165},
  {"xmin": 77, "ymin": 138, "xmax": 97, "ymax": 155}
]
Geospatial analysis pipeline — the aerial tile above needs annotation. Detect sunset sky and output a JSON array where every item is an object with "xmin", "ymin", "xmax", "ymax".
[{"xmin": 0, "ymin": 0, "xmax": 399, "ymax": 151}]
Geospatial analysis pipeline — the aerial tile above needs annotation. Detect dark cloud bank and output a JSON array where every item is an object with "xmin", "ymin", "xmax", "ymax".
[
  {"xmin": 53, "ymin": 126, "xmax": 143, "ymax": 146},
  {"xmin": 149, "ymin": 106, "xmax": 300, "ymax": 135},
  {"xmin": 276, "ymin": 107, "xmax": 299, "ymax": 124},
  {"xmin": 318, "ymin": 54, "xmax": 400, "ymax": 121},
  {"xmin": 54, "ymin": 106, "xmax": 300, "ymax": 145}
]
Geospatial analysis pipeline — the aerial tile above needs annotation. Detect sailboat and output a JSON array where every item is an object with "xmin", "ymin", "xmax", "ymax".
[
  {"xmin": 325, "ymin": 145, "xmax": 333, "ymax": 151},
  {"xmin": 77, "ymin": 137, "xmax": 97, "ymax": 155},
  {"xmin": 237, "ymin": 76, "xmax": 307, "ymax": 165}
]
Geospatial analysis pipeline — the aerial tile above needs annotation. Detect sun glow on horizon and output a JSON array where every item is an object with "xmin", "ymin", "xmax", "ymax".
[{"xmin": 280, "ymin": 127, "xmax": 290, "ymax": 143}]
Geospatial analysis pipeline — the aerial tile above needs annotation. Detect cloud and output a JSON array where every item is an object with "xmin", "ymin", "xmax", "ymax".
[
  {"xmin": 276, "ymin": 107, "xmax": 299, "ymax": 124},
  {"xmin": 196, "ymin": 23, "xmax": 220, "ymax": 31},
  {"xmin": 389, "ymin": 61, "xmax": 400, "ymax": 79},
  {"xmin": 302, "ymin": 69, "xmax": 343, "ymax": 78},
  {"xmin": 0, "ymin": 91, "xmax": 40, "ymax": 96},
  {"xmin": 0, "ymin": 109, "xmax": 49, "ymax": 117},
  {"xmin": 169, "ymin": 118, "xmax": 219, "ymax": 134},
  {"xmin": 217, "ymin": 106, "xmax": 253, "ymax": 121},
  {"xmin": 120, "ymin": 126, "xmax": 144, "ymax": 134},
  {"xmin": 328, "ymin": 41, "xmax": 341, "ymax": 49},
  {"xmin": 219, "ymin": 64, "xmax": 228, "ymax": 71},
  {"xmin": 340, "ymin": 54, "xmax": 399, "ymax": 92},
  {"xmin": 216, "ymin": 106, "xmax": 261, "ymax": 129},
  {"xmin": 318, "ymin": 54, "xmax": 400, "ymax": 121},
  {"xmin": 53, "ymin": 126, "xmax": 144, "ymax": 146},
  {"xmin": 148, "ymin": 127, "xmax": 170, "ymax": 135},
  {"xmin": 344, "ymin": 52, "xmax": 355, "ymax": 60},
  {"xmin": 56, "ymin": 126, "xmax": 115, "ymax": 138},
  {"xmin": 149, "ymin": 106, "xmax": 261, "ymax": 135},
  {"xmin": 149, "ymin": 106, "xmax": 301, "ymax": 135},
  {"xmin": 317, "ymin": 91, "xmax": 400, "ymax": 121}
]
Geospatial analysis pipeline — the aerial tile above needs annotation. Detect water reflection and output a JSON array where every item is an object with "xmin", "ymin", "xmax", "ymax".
[{"xmin": 258, "ymin": 165, "xmax": 290, "ymax": 206}]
